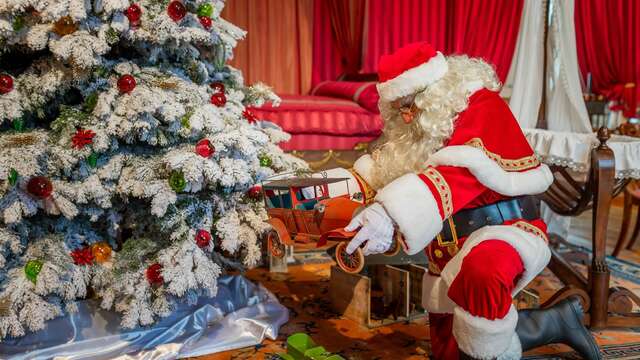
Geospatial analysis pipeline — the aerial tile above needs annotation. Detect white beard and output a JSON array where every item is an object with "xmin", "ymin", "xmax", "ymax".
[{"xmin": 368, "ymin": 108, "xmax": 455, "ymax": 189}]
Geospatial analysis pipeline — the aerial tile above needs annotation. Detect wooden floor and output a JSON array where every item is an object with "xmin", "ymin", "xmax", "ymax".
[{"xmin": 568, "ymin": 199, "xmax": 640, "ymax": 263}]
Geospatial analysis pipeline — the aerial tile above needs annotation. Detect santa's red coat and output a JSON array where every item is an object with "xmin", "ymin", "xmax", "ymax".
[{"xmin": 327, "ymin": 88, "xmax": 552, "ymax": 359}]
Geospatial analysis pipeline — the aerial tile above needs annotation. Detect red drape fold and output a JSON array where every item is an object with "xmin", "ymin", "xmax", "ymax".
[
  {"xmin": 327, "ymin": 0, "xmax": 366, "ymax": 75},
  {"xmin": 312, "ymin": 0, "xmax": 343, "ymax": 86},
  {"xmin": 446, "ymin": 0, "xmax": 524, "ymax": 82},
  {"xmin": 314, "ymin": 0, "xmax": 524, "ymax": 87},
  {"xmin": 575, "ymin": 0, "xmax": 639, "ymax": 117},
  {"xmin": 363, "ymin": 0, "xmax": 448, "ymax": 73}
]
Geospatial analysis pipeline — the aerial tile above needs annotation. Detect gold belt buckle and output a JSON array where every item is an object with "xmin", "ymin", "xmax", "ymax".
[{"xmin": 436, "ymin": 217, "xmax": 458, "ymax": 247}]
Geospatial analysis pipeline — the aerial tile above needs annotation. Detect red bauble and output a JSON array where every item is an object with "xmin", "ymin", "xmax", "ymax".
[
  {"xmin": 146, "ymin": 263, "xmax": 164, "ymax": 285},
  {"xmin": 71, "ymin": 246, "xmax": 94, "ymax": 266},
  {"xmin": 71, "ymin": 128, "xmax": 96, "ymax": 149},
  {"xmin": 209, "ymin": 82, "xmax": 225, "ymax": 94},
  {"xmin": 195, "ymin": 229, "xmax": 212, "ymax": 248},
  {"xmin": 125, "ymin": 4, "xmax": 142, "ymax": 25},
  {"xmin": 167, "ymin": 1, "xmax": 186, "ymax": 22},
  {"xmin": 247, "ymin": 185, "xmax": 262, "ymax": 200},
  {"xmin": 210, "ymin": 93, "xmax": 226, "ymax": 107},
  {"xmin": 117, "ymin": 74, "xmax": 136, "ymax": 94},
  {"xmin": 195, "ymin": 139, "xmax": 215, "ymax": 158},
  {"xmin": 199, "ymin": 16, "xmax": 212, "ymax": 30},
  {"xmin": 0, "ymin": 74, "xmax": 13, "ymax": 95},
  {"xmin": 27, "ymin": 176, "xmax": 53, "ymax": 199},
  {"xmin": 242, "ymin": 109, "xmax": 258, "ymax": 124}
]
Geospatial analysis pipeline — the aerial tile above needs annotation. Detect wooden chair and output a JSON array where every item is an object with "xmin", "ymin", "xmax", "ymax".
[
  {"xmin": 612, "ymin": 181, "xmax": 640, "ymax": 257},
  {"xmin": 584, "ymin": 95, "xmax": 608, "ymax": 130},
  {"xmin": 611, "ymin": 122, "xmax": 640, "ymax": 257}
]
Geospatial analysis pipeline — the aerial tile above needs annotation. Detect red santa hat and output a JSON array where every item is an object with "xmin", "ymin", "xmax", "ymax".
[{"xmin": 376, "ymin": 42, "xmax": 449, "ymax": 102}]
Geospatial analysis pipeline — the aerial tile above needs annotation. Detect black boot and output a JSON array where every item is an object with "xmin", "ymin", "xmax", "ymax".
[{"xmin": 516, "ymin": 297, "xmax": 603, "ymax": 360}]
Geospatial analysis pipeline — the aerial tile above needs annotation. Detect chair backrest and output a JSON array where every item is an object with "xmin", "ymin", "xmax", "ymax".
[{"xmin": 585, "ymin": 96, "xmax": 608, "ymax": 130}]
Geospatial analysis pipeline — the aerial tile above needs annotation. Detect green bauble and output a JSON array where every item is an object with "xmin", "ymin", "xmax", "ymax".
[
  {"xmin": 12, "ymin": 118, "xmax": 24, "ymax": 132},
  {"xmin": 259, "ymin": 154, "xmax": 272, "ymax": 167},
  {"xmin": 197, "ymin": 3, "xmax": 214, "ymax": 17},
  {"xmin": 24, "ymin": 260, "xmax": 43, "ymax": 283},
  {"xmin": 169, "ymin": 170, "xmax": 187, "ymax": 192},
  {"xmin": 8, "ymin": 168, "xmax": 18, "ymax": 186},
  {"xmin": 87, "ymin": 153, "xmax": 98, "ymax": 168}
]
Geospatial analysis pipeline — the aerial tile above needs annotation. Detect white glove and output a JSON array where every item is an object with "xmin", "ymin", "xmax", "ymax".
[{"xmin": 345, "ymin": 203, "xmax": 394, "ymax": 256}]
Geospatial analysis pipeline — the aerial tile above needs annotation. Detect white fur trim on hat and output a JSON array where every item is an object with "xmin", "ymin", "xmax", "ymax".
[
  {"xmin": 427, "ymin": 145, "xmax": 554, "ymax": 196},
  {"xmin": 377, "ymin": 52, "xmax": 449, "ymax": 102},
  {"xmin": 453, "ymin": 304, "xmax": 521, "ymax": 360},
  {"xmin": 375, "ymin": 173, "xmax": 442, "ymax": 255},
  {"xmin": 441, "ymin": 224, "xmax": 551, "ymax": 296},
  {"xmin": 353, "ymin": 154, "xmax": 375, "ymax": 187},
  {"xmin": 422, "ymin": 272, "xmax": 456, "ymax": 314}
]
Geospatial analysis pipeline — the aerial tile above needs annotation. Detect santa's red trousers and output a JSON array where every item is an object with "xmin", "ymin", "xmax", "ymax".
[{"xmin": 428, "ymin": 240, "xmax": 524, "ymax": 360}]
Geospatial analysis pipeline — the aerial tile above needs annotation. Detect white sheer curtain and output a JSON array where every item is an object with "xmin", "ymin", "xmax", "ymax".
[
  {"xmin": 545, "ymin": 0, "xmax": 591, "ymax": 133},
  {"xmin": 506, "ymin": 0, "xmax": 545, "ymax": 129},
  {"xmin": 507, "ymin": 0, "xmax": 591, "ymax": 133},
  {"xmin": 507, "ymin": 0, "xmax": 592, "ymax": 238}
]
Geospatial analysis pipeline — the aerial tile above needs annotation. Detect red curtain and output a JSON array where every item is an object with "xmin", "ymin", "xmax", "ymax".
[
  {"xmin": 311, "ymin": 0, "xmax": 343, "ymax": 86},
  {"xmin": 327, "ymin": 0, "xmax": 366, "ymax": 74},
  {"xmin": 361, "ymin": 0, "xmax": 522, "ymax": 83},
  {"xmin": 446, "ymin": 0, "xmax": 524, "ymax": 82},
  {"xmin": 362, "ymin": 0, "xmax": 448, "ymax": 73},
  {"xmin": 575, "ymin": 0, "xmax": 639, "ymax": 117},
  {"xmin": 223, "ymin": 0, "xmax": 314, "ymax": 94}
]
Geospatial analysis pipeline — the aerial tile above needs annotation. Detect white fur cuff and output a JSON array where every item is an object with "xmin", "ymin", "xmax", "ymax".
[
  {"xmin": 375, "ymin": 173, "xmax": 442, "ymax": 255},
  {"xmin": 441, "ymin": 225, "xmax": 551, "ymax": 296},
  {"xmin": 353, "ymin": 154, "xmax": 375, "ymax": 186},
  {"xmin": 453, "ymin": 305, "xmax": 520, "ymax": 360},
  {"xmin": 427, "ymin": 145, "xmax": 554, "ymax": 196},
  {"xmin": 422, "ymin": 272, "xmax": 456, "ymax": 314}
]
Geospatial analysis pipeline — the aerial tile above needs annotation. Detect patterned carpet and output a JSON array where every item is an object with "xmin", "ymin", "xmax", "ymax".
[
  {"xmin": 191, "ymin": 257, "xmax": 640, "ymax": 360},
  {"xmin": 195, "ymin": 203, "xmax": 640, "ymax": 359}
]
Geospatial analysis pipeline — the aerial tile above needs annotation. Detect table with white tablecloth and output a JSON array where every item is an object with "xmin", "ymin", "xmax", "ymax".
[{"xmin": 523, "ymin": 128, "xmax": 640, "ymax": 329}]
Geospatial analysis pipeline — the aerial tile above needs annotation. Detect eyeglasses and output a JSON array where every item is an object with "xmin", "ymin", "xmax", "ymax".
[
  {"xmin": 391, "ymin": 96, "xmax": 420, "ymax": 124},
  {"xmin": 393, "ymin": 102, "xmax": 419, "ymax": 124}
]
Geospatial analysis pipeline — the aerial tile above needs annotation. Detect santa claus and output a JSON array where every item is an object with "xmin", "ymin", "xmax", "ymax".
[{"xmin": 317, "ymin": 43, "xmax": 602, "ymax": 360}]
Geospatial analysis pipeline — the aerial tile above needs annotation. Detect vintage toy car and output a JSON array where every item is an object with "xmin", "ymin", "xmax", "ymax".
[{"xmin": 261, "ymin": 176, "xmax": 401, "ymax": 273}]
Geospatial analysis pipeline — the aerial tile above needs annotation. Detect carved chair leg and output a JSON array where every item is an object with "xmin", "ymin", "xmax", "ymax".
[
  {"xmin": 625, "ymin": 203, "xmax": 640, "ymax": 251},
  {"xmin": 613, "ymin": 191, "xmax": 633, "ymax": 257}
]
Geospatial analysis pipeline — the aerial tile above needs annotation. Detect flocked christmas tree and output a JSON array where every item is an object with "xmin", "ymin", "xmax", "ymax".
[{"xmin": 0, "ymin": 0, "xmax": 306, "ymax": 338}]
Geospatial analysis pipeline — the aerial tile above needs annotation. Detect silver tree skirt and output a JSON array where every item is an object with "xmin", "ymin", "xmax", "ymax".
[{"xmin": 1, "ymin": 275, "xmax": 288, "ymax": 360}]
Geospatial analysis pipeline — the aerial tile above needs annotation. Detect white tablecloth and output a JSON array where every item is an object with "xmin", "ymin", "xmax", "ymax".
[{"xmin": 524, "ymin": 129, "xmax": 640, "ymax": 179}]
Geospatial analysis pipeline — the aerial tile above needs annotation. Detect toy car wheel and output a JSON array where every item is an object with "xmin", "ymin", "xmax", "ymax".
[
  {"xmin": 268, "ymin": 230, "xmax": 285, "ymax": 258},
  {"xmin": 383, "ymin": 233, "xmax": 403, "ymax": 257},
  {"xmin": 335, "ymin": 242, "xmax": 364, "ymax": 274}
]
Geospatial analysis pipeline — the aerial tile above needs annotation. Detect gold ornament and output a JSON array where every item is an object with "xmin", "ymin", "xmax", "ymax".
[
  {"xmin": 91, "ymin": 242, "xmax": 112, "ymax": 263},
  {"xmin": 53, "ymin": 16, "xmax": 78, "ymax": 36}
]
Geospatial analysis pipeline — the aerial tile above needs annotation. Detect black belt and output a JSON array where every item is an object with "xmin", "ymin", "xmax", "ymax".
[{"xmin": 438, "ymin": 196, "xmax": 540, "ymax": 245}]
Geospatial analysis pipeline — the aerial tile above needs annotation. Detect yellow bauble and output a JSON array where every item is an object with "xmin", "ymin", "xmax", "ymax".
[
  {"xmin": 91, "ymin": 242, "xmax": 112, "ymax": 263},
  {"xmin": 53, "ymin": 16, "xmax": 78, "ymax": 36}
]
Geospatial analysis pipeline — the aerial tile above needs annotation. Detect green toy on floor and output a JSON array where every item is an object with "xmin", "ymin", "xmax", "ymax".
[{"xmin": 278, "ymin": 333, "xmax": 345, "ymax": 360}]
